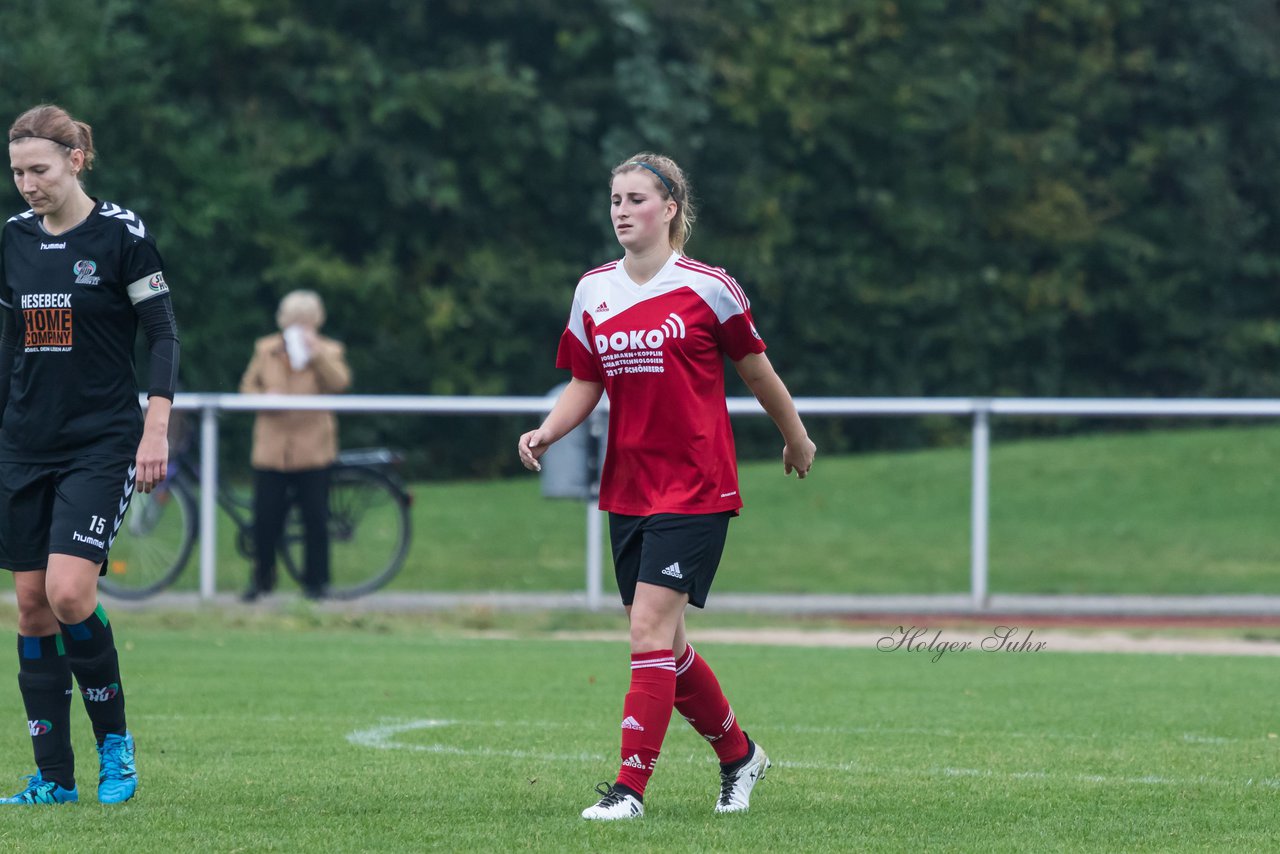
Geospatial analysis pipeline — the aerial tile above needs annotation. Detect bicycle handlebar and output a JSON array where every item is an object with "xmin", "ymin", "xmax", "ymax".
[{"xmin": 335, "ymin": 448, "xmax": 403, "ymax": 468}]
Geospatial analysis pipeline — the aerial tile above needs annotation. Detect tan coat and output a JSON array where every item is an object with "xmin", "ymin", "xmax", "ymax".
[{"xmin": 239, "ymin": 332, "xmax": 352, "ymax": 471}]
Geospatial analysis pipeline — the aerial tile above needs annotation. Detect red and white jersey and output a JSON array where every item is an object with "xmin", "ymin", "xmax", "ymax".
[{"xmin": 556, "ymin": 252, "xmax": 766, "ymax": 515}]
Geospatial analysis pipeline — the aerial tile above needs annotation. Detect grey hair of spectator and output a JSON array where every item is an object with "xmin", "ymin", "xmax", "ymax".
[{"xmin": 276, "ymin": 290, "xmax": 326, "ymax": 330}]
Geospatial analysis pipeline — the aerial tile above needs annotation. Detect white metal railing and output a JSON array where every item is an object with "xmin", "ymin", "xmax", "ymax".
[{"xmin": 164, "ymin": 393, "xmax": 1280, "ymax": 609}]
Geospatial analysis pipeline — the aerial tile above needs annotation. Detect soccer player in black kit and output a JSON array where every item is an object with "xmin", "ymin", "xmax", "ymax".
[{"xmin": 0, "ymin": 104, "xmax": 179, "ymax": 805}]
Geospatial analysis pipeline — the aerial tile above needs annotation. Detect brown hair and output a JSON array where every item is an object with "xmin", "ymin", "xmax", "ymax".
[
  {"xmin": 8, "ymin": 104, "xmax": 96, "ymax": 172},
  {"xmin": 611, "ymin": 152, "xmax": 696, "ymax": 252}
]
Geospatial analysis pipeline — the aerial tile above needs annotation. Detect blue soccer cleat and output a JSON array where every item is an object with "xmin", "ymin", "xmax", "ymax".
[
  {"xmin": 0, "ymin": 772, "xmax": 78, "ymax": 805},
  {"xmin": 97, "ymin": 732, "xmax": 137, "ymax": 804}
]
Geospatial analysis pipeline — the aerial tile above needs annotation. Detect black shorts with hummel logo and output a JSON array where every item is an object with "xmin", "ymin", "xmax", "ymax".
[
  {"xmin": 0, "ymin": 454, "xmax": 136, "ymax": 573},
  {"xmin": 608, "ymin": 512, "xmax": 732, "ymax": 609}
]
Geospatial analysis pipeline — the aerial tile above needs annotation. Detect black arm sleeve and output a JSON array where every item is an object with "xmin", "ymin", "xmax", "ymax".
[
  {"xmin": 0, "ymin": 309, "xmax": 15, "ymax": 419},
  {"xmin": 136, "ymin": 293, "xmax": 180, "ymax": 400}
]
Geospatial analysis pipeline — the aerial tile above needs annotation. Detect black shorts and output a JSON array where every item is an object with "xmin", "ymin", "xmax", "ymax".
[
  {"xmin": 609, "ymin": 512, "xmax": 732, "ymax": 609},
  {"xmin": 0, "ymin": 455, "xmax": 136, "ymax": 573}
]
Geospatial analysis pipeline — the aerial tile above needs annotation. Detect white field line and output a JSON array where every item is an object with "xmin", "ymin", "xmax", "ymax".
[
  {"xmin": 149, "ymin": 713, "xmax": 1266, "ymax": 747},
  {"xmin": 346, "ymin": 718, "xmax": 1280, "ymax": 790}
]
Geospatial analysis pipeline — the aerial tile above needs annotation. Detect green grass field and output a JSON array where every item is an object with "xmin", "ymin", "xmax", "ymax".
[
  {"xmin": 0, "ymin": 612, "xmax": 1275, "ymax": 852},
  {"xmin": 140, "ymin": 423, "xmax": 1280, "ymax": 597},
  {"xmin": 9, "ymin": 424, "xmax": 1278, "ymax": 849}
]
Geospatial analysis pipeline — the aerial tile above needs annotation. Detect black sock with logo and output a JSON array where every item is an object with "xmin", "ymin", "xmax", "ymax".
[
  {"xmin": 16, "ymin": 634, "xmax": 75, "ymax": 790},
  {"xmin": 59, "ymin": 604, "xmax": 126, "ymax": 743}
]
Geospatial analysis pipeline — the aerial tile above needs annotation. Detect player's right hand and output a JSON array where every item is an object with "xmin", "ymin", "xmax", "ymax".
[{"xmin": 518, "ymin": 429, "xmax": 550, "ymax": 472}]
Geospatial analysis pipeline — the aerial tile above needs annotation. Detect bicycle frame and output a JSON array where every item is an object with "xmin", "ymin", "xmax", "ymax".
[
  {"xmin": 103, "ymin": 437, "xmax": 412, "ymax": 599},
  {"xmin": 156, "ymin": 442, "xmax": 256, "ymax": 552}
]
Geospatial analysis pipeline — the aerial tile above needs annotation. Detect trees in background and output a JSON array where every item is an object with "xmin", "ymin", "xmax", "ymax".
[{"xmin": 1, "ymin": 0, "xmax": 1277, "ymax": 470}]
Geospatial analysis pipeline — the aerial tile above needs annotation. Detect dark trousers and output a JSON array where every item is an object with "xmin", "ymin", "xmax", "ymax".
[{"xmin": 252, "ymin": 467, "xmax": 331, "ymax": 592}]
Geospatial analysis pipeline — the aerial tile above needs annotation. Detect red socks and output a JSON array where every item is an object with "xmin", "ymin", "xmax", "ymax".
[
  {"xmin": 612, "ymin": 645, "xmax": 751, "ymax": 796},
  {"xmin": 674, "ymin": 644, "xmax": 749, "ymax": 765},
  {"xmin": 614, "ymin": 649, "xmax": 676, "ymax": 796}
]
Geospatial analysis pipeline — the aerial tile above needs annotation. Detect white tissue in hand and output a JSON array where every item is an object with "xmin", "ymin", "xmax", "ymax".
[{"xmin": 283, "ymin": 325, "xmax": 311, "ymax": 370}]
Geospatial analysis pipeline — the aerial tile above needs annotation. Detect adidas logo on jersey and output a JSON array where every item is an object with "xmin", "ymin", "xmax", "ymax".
[
  {"xmin": 661, "ymin": 562, "xmax": 683, "ymax": 579},
  {"xmin": 595, "ymin": 301, "xmax": 609, "ymax": 313},
  {"xmin": 621, "ymin": 716, "xmax": 645, "ymax": 731}
]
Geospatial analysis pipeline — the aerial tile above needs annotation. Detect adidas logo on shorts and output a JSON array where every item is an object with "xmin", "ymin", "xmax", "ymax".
[
  {"xmin": 661, "ymin": 562, "xmax": 683, "ymax": 579},
  {"xmin": 621, "ymin": 716, "xmax": 645, "ymax": 731}
]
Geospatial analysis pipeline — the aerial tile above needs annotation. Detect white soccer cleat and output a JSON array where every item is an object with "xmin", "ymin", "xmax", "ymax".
[
  {"xmin": 715, "ymin": 740, "xmax": 770, "ymax": 813},
  {"xmin": 581, "ymin": 782, "xmax": 643, "ymax": 820}
]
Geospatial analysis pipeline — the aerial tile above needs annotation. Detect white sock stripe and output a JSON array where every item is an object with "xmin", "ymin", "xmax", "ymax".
[
  {"xmin": 631, "ymin": 659, "xmax": 676, "ymax": 671},
  {"xmin": 723, "ymin": 709, "xmax": 735, "ymax": 731},
  {"xmin": 674, "ymin": 646, "xmax": 696, "ymax": 675}
]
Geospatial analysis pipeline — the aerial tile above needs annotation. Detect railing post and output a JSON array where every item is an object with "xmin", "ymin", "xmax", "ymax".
[
  {"xmin": 970, "ymin": 403, "xmax": 991, "ymax": 610},
  {"xmin": 199, "ymin": 403, "xmax": 220, "ymax": 600},
  {"xmin": 585, "ymin": 505, "xmax": 603, "ymax": 611},
  {"xmin": 584, "ymin": 409, "xmax": 606, "ymax": 611}
]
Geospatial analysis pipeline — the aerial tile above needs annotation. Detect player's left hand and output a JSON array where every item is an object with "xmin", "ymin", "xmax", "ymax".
[
  {"xmin": 783, "ymin": 436, "xmax": 816, "ymax": 479},
  {"xmin": 135, "ymin": 431, "xmax": 169, "ymax": 494}
]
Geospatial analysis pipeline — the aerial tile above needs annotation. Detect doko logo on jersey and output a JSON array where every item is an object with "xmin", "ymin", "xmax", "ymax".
[
  {"xmin": 596, "ymin": 313, "xmax": 686, "ymax": 377},
  {"xmin": 594, "ymin": 312, "xmax": 686, "ymax": 354},
  {"xmin": 73, "ymin": 259, "xmax": 101, "ymax": 285},
  {"xmin": 28, "ymin": 719, "xmax": 52, "ymax": 737}
]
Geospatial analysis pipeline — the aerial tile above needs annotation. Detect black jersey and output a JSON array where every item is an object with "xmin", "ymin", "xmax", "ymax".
[{"xmin": 0, "ymin": 200, "xmax": 170, "ymax": 460}]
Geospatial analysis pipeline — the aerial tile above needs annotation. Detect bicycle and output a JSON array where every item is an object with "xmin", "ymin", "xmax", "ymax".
[{"xmin": 100, "ymin": 441, "xmax": 413, "ymax": 601}]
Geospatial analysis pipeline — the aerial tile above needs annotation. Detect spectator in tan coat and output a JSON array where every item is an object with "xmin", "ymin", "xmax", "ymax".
[{"xmin": 239, "ymin": 290, "xmax": 351, "ymax": 600}]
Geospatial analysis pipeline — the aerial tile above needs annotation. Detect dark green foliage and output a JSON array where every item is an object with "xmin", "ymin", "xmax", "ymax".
[{"xmin": 2, "ymin": 0, "xmax": 1277, "ymax": 472}]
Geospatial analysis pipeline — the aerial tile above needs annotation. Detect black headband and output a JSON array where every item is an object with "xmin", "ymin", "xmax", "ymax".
[
  {"xmin": 627, "ymin": 161, "xmax": 677, "ymax": 198},
  {"xmin": 9, "ymin": 134, "xmax": 73, "ymax": 149}
]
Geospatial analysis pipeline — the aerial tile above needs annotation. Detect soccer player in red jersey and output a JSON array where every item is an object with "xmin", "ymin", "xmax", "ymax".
[
  {"xmin": 519, "ymin": 152, "xmax": 815, "ymax": 820},
  {"xmin": 0, "ymin": 105, "xmax": 179, "ymax": 805}
]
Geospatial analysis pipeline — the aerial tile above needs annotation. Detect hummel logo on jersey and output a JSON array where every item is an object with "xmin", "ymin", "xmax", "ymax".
[
  {"xmin": 40, "ymin": 241, "xmax": 65, "ymax": 250},
  {"xmin": 661, "ymin": 562, "xmax": 683, "ymax": 579},
  {"xmin": 622, "ymin": 754, "xmax": 649, "ymax": 770},
  {"xmin": 621, "ymin": 716, "xmax": 645, "ymax": 731},
  {"xmin": 595, "ymin": 301, "xmax": 609, "ymax": 313}
]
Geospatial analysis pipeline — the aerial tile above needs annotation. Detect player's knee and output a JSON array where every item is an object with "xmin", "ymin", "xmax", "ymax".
[
  {"xmin": 13, "ymin": 585, "xmax": 57, "ymax": 633},
  {"xmin": 44, "ymin": 579, "xmax": 96, "ymax": 625},
  {"xmin": 628, "ymin": 615, "xmax": 674, "ymax": 652}
]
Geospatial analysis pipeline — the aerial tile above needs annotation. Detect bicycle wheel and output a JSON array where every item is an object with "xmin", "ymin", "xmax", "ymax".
[
  {"xmin": 100, "ymin": 482, "xmax": 197, "ymax": 599},
  {"xmin": 281, "ymin": 466, "xmax": 411, "ymax": 599}
]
